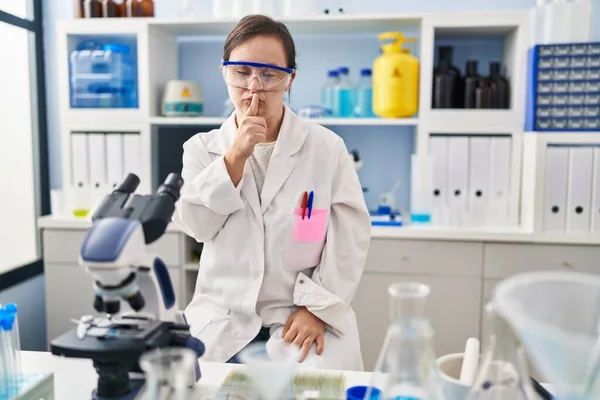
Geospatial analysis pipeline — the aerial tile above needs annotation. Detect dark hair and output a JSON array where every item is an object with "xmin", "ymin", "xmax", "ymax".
[{"xmin": 223, "ymin": 15, "xmax": 297, "ymax": 69}]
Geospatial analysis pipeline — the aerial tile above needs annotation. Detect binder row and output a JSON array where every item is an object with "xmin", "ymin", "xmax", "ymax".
[
  {"xmin": 70, "ymin": 132, "xmax": 142, "ymax": 190},
  {"xmin": 543, "ymin": 145, "xmax": 600, "ymax": 234},
  {"xmin": 429, "ymin": 135, "xmax": 513, "ymax": 228}
]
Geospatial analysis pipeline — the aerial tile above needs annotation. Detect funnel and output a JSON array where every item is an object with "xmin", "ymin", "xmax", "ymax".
[
  {"xmin": 237, "ymin": 340, "xmax": 300, "ymax": 400},
  {"xmin": 494, "ymin": 271, "xmax": 600, "ymax": 400}
]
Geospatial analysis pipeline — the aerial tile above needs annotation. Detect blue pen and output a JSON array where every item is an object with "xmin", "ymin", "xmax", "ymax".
[{"xmin": 307, "ymin": 191, "xmax": 314, "ymax": 219}]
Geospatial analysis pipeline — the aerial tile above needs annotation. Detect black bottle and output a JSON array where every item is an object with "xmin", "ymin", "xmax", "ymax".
[
  {"xmin": 433, "ymin": 46, "xmax": 463, "ymax": 108},
  {"xmin": 475, "ymin": 85, "xmax": 492, "ymax": 109},
  {"xmin": 433, "ymin": 59, "xmax": 455, "ymax": 109},
  {"xmin": 464, "ymin": 60, "xmax": 483, "ymax": 109},
  {"xmin": 488, "ymin": 62, "xmax": 510, "ymax": 109}
]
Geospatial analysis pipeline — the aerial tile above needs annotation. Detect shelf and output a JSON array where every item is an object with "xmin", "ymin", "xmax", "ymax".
[
  {"xmin": 149, "ymin": 116, "xmax": 418, "ymax": 127},
  {"xmin": 149, "ymin": 14, "xmax": 422, "ymax": 36},
  {"xmin": 371, "ymin": 225, "xmax": 533, "ymax": 242},
  {"xmin": 421, "ymin": 110, "xmax": 521, "ymax": 133},
  {"xmin": 65, "ymin": 109, "xmax": 147, "ymax": 130}
]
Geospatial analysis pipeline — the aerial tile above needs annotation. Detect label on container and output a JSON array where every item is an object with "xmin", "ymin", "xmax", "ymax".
[{"xmin": 587, "ymin": 57, "xmax": 600, "ymax": 68}]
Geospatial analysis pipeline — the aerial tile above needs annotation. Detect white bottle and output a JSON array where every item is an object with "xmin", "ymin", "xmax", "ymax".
[
  {"xmin": 213, "ymin": 0, "xmax": 235, "ymax": 19},
  {"xmin": 569, "ymin": 0, "xmax": 594, "ymax": 42},
  {"xmin": 252, "ymin": 0, "xmax": 274, "ymax": 16},
  {"xmin": 530, "ymin": 0, "xmax": 547, "ymax": 44},
  {"xmin": 543, "ymin": 0, "xmax": 572, "ymax": 43},
  {"xmin": 280, "ymin": 0, "xmax": 316, "ymax": 17},
  {"xmin": 233, "ymin": 0, "xmax": 254, "ymax": 18}
]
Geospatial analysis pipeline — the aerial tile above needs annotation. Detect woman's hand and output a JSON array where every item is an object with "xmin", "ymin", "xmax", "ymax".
[
  {"xmin": 282, "ymin": 307, "xmax": 325, "ymax": 362},
  {"xmin": 224, "ymin": 93, "xmax": 267, "ymax": 185},
  {"xmin": 232, "ymin": 93, "xmax": 267, "ymax": 158}
]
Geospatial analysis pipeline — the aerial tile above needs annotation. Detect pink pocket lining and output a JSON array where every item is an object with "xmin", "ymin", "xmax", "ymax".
[{"xmin": 293, "ymin": 208, "xmax": 328, "ymax": 242}]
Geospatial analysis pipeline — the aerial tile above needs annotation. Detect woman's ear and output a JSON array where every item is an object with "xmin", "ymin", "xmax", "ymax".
[{"xmin": 287, "ymin": 71, "xmax": 297, "ymax": 92}]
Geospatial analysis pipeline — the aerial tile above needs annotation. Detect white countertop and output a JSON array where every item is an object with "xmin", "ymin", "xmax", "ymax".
[
  {"xmin": 37, "ymin": 214, "xmax": 600, "ymax": 245},
  {"xmin": 20, "ymin": 351, "xmax": 371, "ymax": 399}
]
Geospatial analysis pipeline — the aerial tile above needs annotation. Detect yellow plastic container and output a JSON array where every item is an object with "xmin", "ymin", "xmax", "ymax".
[{"xmin": 373, "ymin": 32, "xmax": 420, "ymax": 118}]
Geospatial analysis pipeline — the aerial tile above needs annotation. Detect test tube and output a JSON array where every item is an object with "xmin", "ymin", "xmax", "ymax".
[
  {"xmin": 0, "ymin": 310, "xmax": 10, "ymax": 398},
  {"xmin": 5, "ymin": 304, "xmax": 21, "ymax": 377}
]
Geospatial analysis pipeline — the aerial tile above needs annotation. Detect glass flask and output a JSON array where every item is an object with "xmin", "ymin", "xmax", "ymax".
[
  {"xmin": 139, "ymin": 347, "xmax": 197, "ymax": 400},
  {"xmin": 366, "ymin": 282, "xmax": 443, "ymax": 400},
  {"xmin": 467, "ymin": 303, "xmax": 535, "ymax": 400}
]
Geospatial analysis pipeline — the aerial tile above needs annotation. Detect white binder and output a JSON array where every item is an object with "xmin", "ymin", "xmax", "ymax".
[
  {"xmin": 106, "ymin": 134, "xmax": 124, "ymax": 189},
  {"xmin": 468, "ymin": 137, "xmax": 491, "ymax": 227},
  {"xmin": 122, "ymin": 134, "xmax": 142, "ymax": 183},
  {"xmin": 543, "ymin": 146, "xmax": 569, "ymax": 232},
  {"xmin": 591, "ymin": 147, "xmax": 600, "ymax": 234},
  {"xmin": 566, "ymin": 146, "xmax": 594, "ymax": 233},
  {"xmin": 447, "ymin": 136, "xmax": 469, "ymax": 227},
  {"xmin": 488, "ymin": 137, "xmax": 512, "ymax": 226},
  {"xmin": 87, "ymin": 133, "xmax": 107, "ymax": 189},
  {"xmin": 70, "ymin": 132, "xmax": 89, "ymax": 188},
  {"xmin": 429, "ymin": 136, "xmax": 449, "ymax": 225}
]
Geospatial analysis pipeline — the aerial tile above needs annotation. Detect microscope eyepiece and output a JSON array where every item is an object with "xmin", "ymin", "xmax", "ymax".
[
  {"xmin": 104, "ymin": 300, "xmax": 121, "ymax": 315},
  {"xmin": 157, "ymin": 173, "xmax": 184, "ymax": 202},
  {"xmin": 115, "ymin": 173, "xmax": 140, "ymax": 194},
  {"xmin": 94, "ymin": 295, "xmax": 104, "ymax": 313},
  {"xmin": 126, "ymin": 292, "xmax": 146, "ymax": 312}
]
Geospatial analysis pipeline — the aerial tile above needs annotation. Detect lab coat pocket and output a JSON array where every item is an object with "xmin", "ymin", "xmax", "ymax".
[{"xmin": 283, "ymin": 208, "xmax": 329, "ymax": 271}]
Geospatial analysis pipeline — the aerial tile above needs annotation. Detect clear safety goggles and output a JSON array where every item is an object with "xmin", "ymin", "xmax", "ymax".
[{"xmin": 221, "ymin": 61, "xmax": 294, "ymax": 92}]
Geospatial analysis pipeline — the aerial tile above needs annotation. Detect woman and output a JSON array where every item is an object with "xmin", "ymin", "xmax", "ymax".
[{"xmin": 172, "ymin": 14, "xmax": 371, "ymax": 371}]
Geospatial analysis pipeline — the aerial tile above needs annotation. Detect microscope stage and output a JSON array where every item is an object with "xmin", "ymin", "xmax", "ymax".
[{"xmin": 50, "ymin": 320, "xmax": 172, "ymax": 362}]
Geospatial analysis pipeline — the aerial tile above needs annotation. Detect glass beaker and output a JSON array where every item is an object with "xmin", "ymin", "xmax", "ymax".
[
  {"xmin": 467, "ymin": 303, "xmax": 535, "ymax": 400},
  {"xmin": 139, "ymin": 347, "xmax": 197, "ymax": 400},
  {"xmin": 367, "ymin": 282, "xmax": 443, "ymax": 400},
  {"xmin": 237, "ymin": 341, "xmax": 300, "ymax": 400}
]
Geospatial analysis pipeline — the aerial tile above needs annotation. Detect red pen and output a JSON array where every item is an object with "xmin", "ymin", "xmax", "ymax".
[{"xmin": 301, "ymin": 191, "xmax": 308, "ymax": 220}]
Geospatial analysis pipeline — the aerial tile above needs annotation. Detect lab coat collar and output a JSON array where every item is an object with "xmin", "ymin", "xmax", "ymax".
[
  {"xmin": 260, "ymin": 105, "xmax": 308, "ymax": 213},
  {"xmin": 206, "ymin": 105, "xmax": 309, "ymax": 216}
]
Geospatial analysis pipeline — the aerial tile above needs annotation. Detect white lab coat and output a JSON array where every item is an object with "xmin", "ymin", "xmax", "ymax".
[{"xmin": 172, "ymin": 105, "xmax": 371, "ymax": 371}]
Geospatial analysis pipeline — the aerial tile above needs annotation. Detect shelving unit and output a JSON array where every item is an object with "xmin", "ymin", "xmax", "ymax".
[
  {"xmin": 56, "ymin": 10, "xmax": 532, "ymax": 201},
  {"xmin": 149, "ymin": 116, "xmax": 420, "ymax": 127}
]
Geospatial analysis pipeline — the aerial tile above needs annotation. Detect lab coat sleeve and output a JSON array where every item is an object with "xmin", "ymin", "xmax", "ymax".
[
  {"xmin": 172, "ymin": 135, "xmax": 245, "ymax": 242},
  {"xmin": 292, "ymin": 138, "xmax": 371, "ymax": 337}
]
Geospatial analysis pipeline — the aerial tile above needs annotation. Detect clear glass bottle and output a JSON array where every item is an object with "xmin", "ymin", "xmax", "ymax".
[
  {"xmin": 139, "ymin": 347, "xmax": 197, "ymax": 400},
  {"xmin": 334, "ymin": 66, "xmax": 354, "ymax": 118},
  {"xmin": 467, "ymin": 303, "xmax": 536, "ymax": 400},
  {"xmin": 367, "ymin": 282, "xmax": 443, "ymax": 400},
  {"xmin": 321, "ymin": 70, "xmax": 339, "ymax": 116},
  {"xmin": 354, "ymin": 68, "xmax": 374, "ymax": 117}
]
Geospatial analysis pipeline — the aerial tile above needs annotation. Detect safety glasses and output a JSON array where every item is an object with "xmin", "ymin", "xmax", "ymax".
[{"xmin": 221, "ymin": 61, "xmax": 294, "ymax": 92}]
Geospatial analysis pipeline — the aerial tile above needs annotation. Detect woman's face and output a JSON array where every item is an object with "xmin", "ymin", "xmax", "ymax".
[{"xmin": 226, "ymin": 35, "xmax": 294, "ymax": 120}]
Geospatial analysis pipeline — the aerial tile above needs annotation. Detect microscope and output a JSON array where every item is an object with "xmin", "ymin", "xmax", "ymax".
[{"xmin": 51, "ymin": 173, "xmax": 205, "ymax": 400}]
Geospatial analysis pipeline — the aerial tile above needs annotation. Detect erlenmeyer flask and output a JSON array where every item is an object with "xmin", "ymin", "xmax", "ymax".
[
  {"xmin": 367, "ymin": 282, "xmax": 443, "ymax": 400},
  {"xmin": 467, "ymin": 303, "xmax": 536, "ymax": 400}
]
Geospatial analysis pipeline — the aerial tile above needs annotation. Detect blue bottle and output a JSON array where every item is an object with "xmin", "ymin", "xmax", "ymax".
[
  {"xmin": 334, "ymin": 66, "xmax": 354, "ymax": 117},
  {"xmin": 321, "ymin": 70, "xmax": 339, "ymax": 116},
  {"xmin": 354, "ymin": 68, "xmax": 375, "ymax": 117}
]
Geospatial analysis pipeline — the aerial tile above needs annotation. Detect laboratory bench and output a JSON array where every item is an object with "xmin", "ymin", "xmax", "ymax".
[
  {"xmin": 38, "ymin": 215, "xmax": 600, "ymax": 370},
  {"xmin": 18, "ymin": 351, "xmax": 373, "ymax": 399}
]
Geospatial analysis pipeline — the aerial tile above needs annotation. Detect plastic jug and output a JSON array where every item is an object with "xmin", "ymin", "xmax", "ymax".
[{"xmin": 373, "ymin": 32, "xmax": 419, "ymax": 118}]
